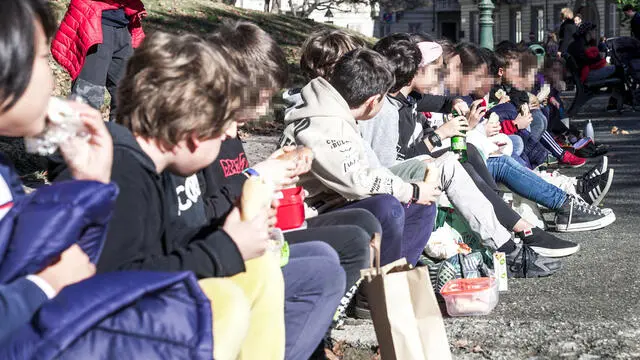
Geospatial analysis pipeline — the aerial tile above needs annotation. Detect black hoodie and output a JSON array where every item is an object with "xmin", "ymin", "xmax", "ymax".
[
  {"xmin": 394, "ymin": 93, "xmax": 457, "ymax": 160},
  {"xmin": 49, "ymin": 123, "xmax": 245, "ymax": 277}
]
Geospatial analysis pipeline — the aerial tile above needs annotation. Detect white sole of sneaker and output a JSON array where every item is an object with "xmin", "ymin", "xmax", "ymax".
[
  {"xmin": 589, "ymin": 156, "xmax": 608, "ymax": 179},
  {"xmin": 565, "ymin": 161, "xmax": 586, "ymax": 169},
  {"xmin": 591, "ymin": 168, "xmax": 614, "ymax": 207},
  {"xmin": 555, "ymin": 212, "xmax": 617, "ymax": 232},
  {"xmin": 530, "ymin": 244, "xmax": 580, "ymax": 258}
]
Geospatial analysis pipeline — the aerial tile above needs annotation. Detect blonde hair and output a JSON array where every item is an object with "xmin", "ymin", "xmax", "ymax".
[
  {"xmin": 117, "ymin": 32, "xmax": 247, "ymax": 147},
  {"xmin": 561, "ymin": 8, "xmax": 574, "ymax": 20}
]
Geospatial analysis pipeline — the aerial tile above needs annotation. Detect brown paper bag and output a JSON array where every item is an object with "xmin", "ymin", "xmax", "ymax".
[{"xmin": 361, "ymin": 235, "xmax": 452, "ymax": 360}]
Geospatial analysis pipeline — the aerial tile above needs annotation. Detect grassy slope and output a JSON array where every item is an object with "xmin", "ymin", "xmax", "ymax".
[{"xmin": 47, "ymin": 0, "xmax": 373, "ymax": 133}]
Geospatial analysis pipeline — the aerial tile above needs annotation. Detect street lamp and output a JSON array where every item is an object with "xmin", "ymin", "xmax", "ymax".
[{"xmin": 478, "ymin": 0, "xmax": 495, "ymax": 49}]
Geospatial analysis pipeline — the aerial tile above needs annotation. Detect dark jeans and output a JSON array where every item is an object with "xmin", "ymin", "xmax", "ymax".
[
  {"xmin": 339, "ymin": 194, "xmax": 436, "ymax": 266},
  {"xmin": 72, "ymin": 24, "xmax": 133, "ymax": 121},
  {"xmin": 283, "ymin": 242, "xmax": 345, "ymax": 360},
  {"xmin": 284, "ymin": 208, "xmax": 376, "ymax": 292}
]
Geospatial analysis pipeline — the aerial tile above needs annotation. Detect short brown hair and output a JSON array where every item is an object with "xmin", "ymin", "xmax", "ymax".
[
  {"xmin": 519, "ymin": 51, "xmax": 538, "ymax": 75},
  {"xmin": 117, "ymin": 32, "xmax": 246, "ymax": 147},
  {"xmin": 300, "ymin": 29, "xmax": 366, "ymax": 80},
  {"xmin": 209, "ymin": 21, "xmax": 288, "ymax": 92}
]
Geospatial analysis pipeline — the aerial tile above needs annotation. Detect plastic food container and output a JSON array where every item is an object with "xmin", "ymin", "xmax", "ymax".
[
  {"xmin": 439, "ymin": 277, "xmax": 499, "ymax": 317},
  {"xmin": 275, "ymin": 186, "xmax": 305, "ymax": 231}
]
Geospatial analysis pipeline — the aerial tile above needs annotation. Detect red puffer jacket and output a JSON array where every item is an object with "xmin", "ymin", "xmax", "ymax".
[{"xmin": 51, "ymin": 0, "xmax": 147, "ymax": 80}]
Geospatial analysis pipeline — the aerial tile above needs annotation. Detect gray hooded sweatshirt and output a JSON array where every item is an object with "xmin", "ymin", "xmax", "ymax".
[{"xmin": 280, "ymin": 78, "xmax": 413, "ymax": 213}]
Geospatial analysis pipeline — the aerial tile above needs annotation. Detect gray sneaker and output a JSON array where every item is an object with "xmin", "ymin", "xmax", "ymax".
[{"xmin": 506, "ymin": 243, "xmax": 563, "ymax": 278}]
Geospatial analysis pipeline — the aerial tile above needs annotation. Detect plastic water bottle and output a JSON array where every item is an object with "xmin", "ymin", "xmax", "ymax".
[{"xmin": 584, "ymin": 120, "xmax": 595, "ymax": 141}]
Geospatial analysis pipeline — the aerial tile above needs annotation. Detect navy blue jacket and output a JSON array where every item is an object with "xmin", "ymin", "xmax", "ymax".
[
  {"xmin": 0, "ymin": 277, "xmax": 48, "ymax": 341},
  {"xmin": 0, "ymin": 155, "xmax": 214, "ymax": 358}
]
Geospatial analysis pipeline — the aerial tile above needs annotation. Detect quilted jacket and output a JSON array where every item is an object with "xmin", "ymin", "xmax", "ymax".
[
  {"xmin": 0, "ymin": 178, "xmax": 213, "ymax": 359},
  {"xmin": 51, "ymin": 0, "xmax": 146, "ymax": 79},
  {"xmin": 0, "ymin": 271, "xmax": 213, "ymax": 360}
]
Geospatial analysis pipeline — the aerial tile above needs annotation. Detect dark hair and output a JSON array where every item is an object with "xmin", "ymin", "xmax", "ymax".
[
  {"xmin": 300, "ymin": 29, "xmax": 366, "ymax": 80},
  {"xmin": 0, "ymin": 0, "xmax": 56, "ymax": 112},
  {"xmin": 373, "ymin": 33, "xmax": 421, "ymax": 93},
  {"xmin": 478, "ymin": 47, "xmax": 504, "ymax": 77},
  {"xmin": 543, "ymin": 57, "xmax": 564, "ymax": 72},
  {"xmin": 519, "ymin": 51, "xmax": 539, "ymax": 75},
  {"xmin": 208, "ymin": 21, "xmax": 288, "ymax": 108},
  {"xmin": 409, "ymin": 32, "xmax": 435, "ymax": 43},
  {"xmin": 329, "ymin": 49, "xmax": 394, "ymax": 108},
  {"xmin": 495, "ymin": 40, "xmax": 519, "ymax": 56},
  {"xmin": 455, "ymin": 42, "xmax": 486, "ymax": 75},
  {"xmin": 623, "ymin": 4, "xmax": 636, "ymax": 12},
  {"xmin": 210, "ymin": 21, "xmax": 288, "ymax": 89}
]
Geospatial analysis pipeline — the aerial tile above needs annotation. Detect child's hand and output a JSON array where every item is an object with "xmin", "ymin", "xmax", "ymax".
[
  {"xmin": 59, "ymin": 102, "xmax": 113, "ymax": 184},
  {"xmin": 467, "ymin": 100, "xmax": 487, "ymax": 129},
  {"xmin": 434, "ymin": 116, "xmax": 469, "ymax": 140},
  {"xmin": 452, "ymin": 99, "xmax": 470, "ymax": 117},
  {"xmin": 415, "ymin": 182, "xmax": 442, "ymax": 206},
  {"xmin": 485, "ymin": 121, "xmax": 502, "ymax": 137},
  {"xmin": 223, "ymin": 207, "xmax": 270, "ymax": 261},
  {"xmin": 514, "ymin": 112, "xmax": 533, "ymax": 129},
  {"xmin": 270, "ymin": 146, "xmax": 313, "ymax": 176},
  {"xmin": 253, "ymin": 157, "xmax": 298, "ymax": 190},
  {"xmin": 36, "ymin": 244, "xmax": 96, "ymax": 296},
  {"xmin": 499, "ymin": 95, "xmax": 511, "ymax": 104}
]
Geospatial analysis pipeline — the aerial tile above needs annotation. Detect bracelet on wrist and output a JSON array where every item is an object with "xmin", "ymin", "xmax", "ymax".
[{"xmin": 242, "ymin": 168, "xmax": 260, "ymax": 178}]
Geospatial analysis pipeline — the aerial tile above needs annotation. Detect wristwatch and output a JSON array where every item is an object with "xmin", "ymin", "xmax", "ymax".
[
  {"xmin": 427, "ymin": 132, "xmax": 442, "ymax": 147},
  {"xmin": 410, "ymin": 183, "xmax": 420, "ymax": 203}
]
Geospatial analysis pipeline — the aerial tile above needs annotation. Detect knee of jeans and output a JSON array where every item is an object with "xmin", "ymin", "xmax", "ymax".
[
  {"xmin": 369, "ymin": 194, "xmax": 404, "ymax": 222},
  {"xmin": 350, "ymin": 208, "xmax": 383, "ymax": 236},
  {"xmin": 344, "ymin": 226, "xmax": 372, "ymax": 266},
  {"xmin": 306, "ymin": 253, "xmax": 346, "ymax": 297}
]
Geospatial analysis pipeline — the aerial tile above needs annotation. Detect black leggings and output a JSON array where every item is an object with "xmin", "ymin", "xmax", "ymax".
[
  {"xmin": 283, "ymin": 208, "xmax": 377, "ymax": 292},
  {"xmin": 433, "ymin": 144, "xmax": 521, "ymax": 230}
]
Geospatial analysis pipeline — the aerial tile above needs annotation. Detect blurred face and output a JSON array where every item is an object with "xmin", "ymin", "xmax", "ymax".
[
  {"xmin": 459, "ymin": 64, "xmax": 488, "ymax": 95},
  {"xmin": 521, "ymin": 68, "xmax": 537, "ymax": 91},
  {"xmin": 169, "ymin": 121, "xmax": 238, "ymax": 176},
  {"xmin": 0, "ymin": 21, "xmax": 54, "ymax": 137},
  {"xmin": 444, "ymin": 54, "xmax": 461, "ymax": 94},
  {"xmin": 575, "ymin": 16, "xmax": 582, "ymax": 25},
  {"xmin": 412, "ymin": 57, "xmax": 443, "ymax": 94},
  {"xmin": 503, "ymin": 60, "xmax": 520, "ymax": 85},
  {"xmin": 625, "ymin": 10, "xmax": 635, "ymax": 17},
  {"xmin": 235, "ymin": 89, "xmax": 275, "ymax": 127},
  {"xmin": 474, "ymin": 70, "xmax": 496, "ymax": 98}
]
